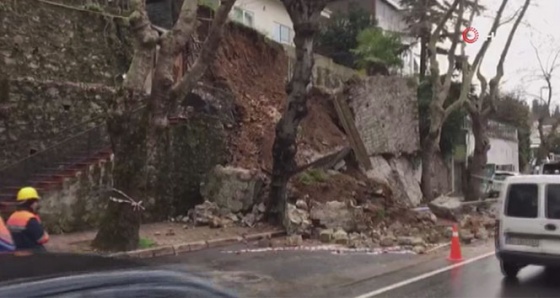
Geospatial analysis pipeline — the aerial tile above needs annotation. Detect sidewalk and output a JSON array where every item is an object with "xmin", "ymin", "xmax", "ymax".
[{"xmin": 46, "ymin": 222, "xmax": 281, "ymax": 254}]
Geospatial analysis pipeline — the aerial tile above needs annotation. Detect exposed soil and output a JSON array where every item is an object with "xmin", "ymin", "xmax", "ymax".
[{"xmin": 212, "ymin": 24, "xmax": 347, "ymax": 171}]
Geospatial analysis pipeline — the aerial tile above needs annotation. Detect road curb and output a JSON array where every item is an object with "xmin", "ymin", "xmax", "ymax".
[{"xmin": 108, "ymin": 229, "xmax": 286, "ymax": 259}]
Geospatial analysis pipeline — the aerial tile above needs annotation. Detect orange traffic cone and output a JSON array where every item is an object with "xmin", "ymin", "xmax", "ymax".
[{"xmin": 448, "ymin": 224, "xmax": 463, "ymax": 262}]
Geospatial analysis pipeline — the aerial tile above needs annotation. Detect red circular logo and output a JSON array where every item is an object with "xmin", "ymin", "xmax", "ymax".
[{"xmin": 462, "ymin": 27, "xmax": 479, "ymax": 43}]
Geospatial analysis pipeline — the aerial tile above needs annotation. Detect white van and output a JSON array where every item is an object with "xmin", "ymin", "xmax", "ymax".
[{"xmin": 495, "ymin": 175, "xmax": 560, "ymax": 278}]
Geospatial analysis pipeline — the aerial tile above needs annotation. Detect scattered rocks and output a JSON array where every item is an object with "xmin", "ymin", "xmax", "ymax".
[
  {"xmin": 397, "ymin": 236, "xmax": 424, "ymax": 246},
  {"xmin": 285, "ymin": 234, "xmax": 303, "ymax": 247},
  {"xmin": 428, "ymin": 195, "xmax": 462, "ymax": 221},
  {"xmin": 295, "ymin": 199, "xmax": 308, "ymax": 211},
  {"xmin": 333, "ymin": 228, "xmax": 349, "ymax": 245},
  {"xmin": 413, "ymin": 245, "xmax": 426, "ymax": 254},
  {"xmin": 284, "ymin": 203, "xmax": 312, "ymax": 235},
  {"xmin": 188, "ymin": 200, "xmax": 220, "ymax": 226},
  {"xmin": 319, "ymin": 229, "xmax": 334, "ymax": 243},
  {"xmin": 380, "ymin": 236, "xmax": 395, "ymax": 247},
  {"xmin": 475, "ymin": 227, "xmax": 489, "ymax": 240},
  {"xmin": 460, "ymin": 229, "xmax": 475, "ymax": 244}
]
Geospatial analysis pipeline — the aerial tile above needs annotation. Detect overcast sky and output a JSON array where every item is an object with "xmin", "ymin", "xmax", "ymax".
[{"xmin": 438, "ymin": 0, "xmax": 560, "ymax": 106}]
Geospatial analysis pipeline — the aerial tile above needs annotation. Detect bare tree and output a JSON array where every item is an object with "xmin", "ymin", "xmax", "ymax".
[
  {"xmin": 464, "ymin": 0, "xmax": 531, "ymax": 201},
  {"xmin": 268, "ymin": 0, "xmax": 335, "ymax": 222},
  {"xmin": 92, "ymin": 0, "xmax": 236, "ymax": 251},
  {"xmin": 530, "ymin": 40, "xmax": 560, "ymax": 164},
  {"xmin": 420, "ymin": 0, "xmax": 510, "ymax": 201}
]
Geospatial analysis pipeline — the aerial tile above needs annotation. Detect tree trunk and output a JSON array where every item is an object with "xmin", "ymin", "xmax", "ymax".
[
  {"xmin": 269, "ymin": 18, "xmax": 317, "ymax": 222},
  {"xmin": 92, "ymin": 93, "xmax": 148, "ymax": 251},
  {"xmin": 421, "ymin": 131, "xmax": 438, "ymax": 202},
  {"xmin": 420, "ymin": 104, "xmax": 443, "ymax": 202},
  {"xmin": 419, "ymin": 34, "xmax": 428, "ymax": 80},
  {"xmin": 465, "ymin": 113, "xmax": 489, "ymax": 201},
  {"xmin": 537, "ymin": 119, "xmax": 549, "ymax": 164}
]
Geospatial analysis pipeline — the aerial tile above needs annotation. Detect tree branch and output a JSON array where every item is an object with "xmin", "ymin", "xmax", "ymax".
[
  {"xmin": 484, "ymin": 0, "xmax": 531, "ymax": 116},
  {"xmin": 428, "ymin": 0, "xmax": 461, "ymax": 85},
  {"xmin": 123, "ymin": 0, "xmax": 159, "ymax": 91},
  {"xmin": 441, "ymin": 0, "xmax": 466, "ymax": 98},
  {"xmin": 171, "ymin": 0, "xmax": 236, "ymax": 101},
  {"xmin": 470, "ymin": 0, "xmax": 509, "ymax": 75}
]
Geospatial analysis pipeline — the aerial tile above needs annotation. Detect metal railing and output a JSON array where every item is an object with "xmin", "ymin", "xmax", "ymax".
[{"xmin": 0, "ymin": 123, "xmax": 110, "ymax": 191}]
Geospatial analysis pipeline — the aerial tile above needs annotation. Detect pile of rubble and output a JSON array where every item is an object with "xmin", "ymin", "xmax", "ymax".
[{"xmin": 178, "ymin": 161, "xmax": 497, "ymax": 253}]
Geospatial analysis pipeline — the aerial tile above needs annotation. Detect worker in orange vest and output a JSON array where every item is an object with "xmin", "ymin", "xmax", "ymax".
[
  {"xmin": 7, "ymin": 187, "xmax": 49, "ymax": 252},
  {"xmin": 0, "ymin": 215, "xmax": 15, "ymax": 252}
]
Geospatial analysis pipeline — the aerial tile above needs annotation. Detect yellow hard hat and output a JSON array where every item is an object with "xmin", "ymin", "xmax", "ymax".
[{"xmin": 16, "ymin": 187, "xmax": 40, "ymax": 201}]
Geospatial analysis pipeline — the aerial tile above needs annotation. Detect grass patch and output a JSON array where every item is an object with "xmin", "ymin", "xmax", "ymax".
[
  {"xmin": 138, "ymin": 237, "xmax": 156, "ymax": 249},
  {"xmin": 298, "ymin": 168, "xmax": 329, "ymax": 185}
]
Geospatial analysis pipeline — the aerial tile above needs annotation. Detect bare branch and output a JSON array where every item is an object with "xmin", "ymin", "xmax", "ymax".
[
  {"xmin": 441, "ymin": 0, "xmax": 466, "ymax": 96},
  {"xmin": 171, "ymin": 0, "xmax": 236, "ymax": 100},
  {"xmin": 471, "ymin": 0, "xmax": 509, "ymax": 73},
  {"xmin": 483, "ymin": 0, "xmax": 531, "ymax": 116}
]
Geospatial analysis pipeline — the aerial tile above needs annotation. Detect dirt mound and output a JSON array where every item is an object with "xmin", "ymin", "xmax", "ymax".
[{"xmin": 212, "ymin": 23, "xmax": 347, "ymax": 171}]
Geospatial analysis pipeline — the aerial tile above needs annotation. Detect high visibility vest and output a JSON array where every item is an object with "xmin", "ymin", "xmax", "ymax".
[
  {"xmin": 0, "ymin": 216, "xmax": 15, "ymax": 252},
  {"xmin": 7, "ymin": 210, "xmax": 49, "ymax": 245}
]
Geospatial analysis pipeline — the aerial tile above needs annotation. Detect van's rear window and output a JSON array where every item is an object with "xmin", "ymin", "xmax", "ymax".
[
  {"xmin": 546, "ymin": 184, "xmax": 560, "ymax": 219},
  {"xmin": 506, "ymin": 184, "xmax": 538, "ymax": 218}
]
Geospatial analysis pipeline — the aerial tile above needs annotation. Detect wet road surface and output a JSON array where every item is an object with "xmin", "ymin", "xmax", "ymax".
[
  {"xmin": 145, "ymin": 241, "xmax": 494, "ymax": 297},
  {"xmin": 363, "ymin": 255, "xmax": 560, "ymax": 298}
]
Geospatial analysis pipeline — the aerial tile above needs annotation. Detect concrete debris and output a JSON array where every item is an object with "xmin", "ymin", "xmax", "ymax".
[
  {"xmin": 221, "ymin": 243, "xmax": 446, "ymax": 255},
  {"xmin": 367, "ymin": 156, "xmax": 422, "ymax": 207},
  {"xmin": 475, "ymin": 227, "xmax": 489, "ymax": 240},
  {"xmin": 200, "ymin": 165, "xmax": 264, "ymax": 213},
  {"xmin": 309, "ymin": 201, "xmax": 364, "ymax": 232},
  {"xmin": 187, "ymin": 200, "xmax": 220, "ymax": 226},
  {"xmin": 459, "ymin": 229, "xmax": 475, "ymax": 244},
  {"xmin": 295, "ymin": 199, "xmax": 308, "ymax": 211},
  {"xmin": 428, "ymin": 195, "xmax": 462, "ymax": 221},
  {"xmin": 332, "ymin": 228, "xmax": 349, "ymax": 245},
  {"xmin": 380, "ymin": 236, "xmax": 395, "ymax": 247},
  {"xmin": 397, "ymin": 236, "xmax": 424, "ymax": 246},
  {"xmin": 412, "ymin": 245, "xmax": 426, "ymax": 254},
  {"xmin": 284, "ymin": 203, "xmax": 312, "ymax": 235},
  {"xmin": 285, "ymin": 234, "xmax": 303, "ymax": 247},
  {"xmin": 319, "ymin": 229, "xmax": 334, "ymax": 243}
]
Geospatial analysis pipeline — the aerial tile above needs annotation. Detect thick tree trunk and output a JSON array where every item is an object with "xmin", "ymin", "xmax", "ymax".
[
  {"xmin": 420, "ymin": 103, "xmax": 443, "ymax": 202},
  {"xmin": 92, "ymin": 94, "xmax": 148, "ymax": 251},
  {"xmin": 269, "ymin": 17, "xmax": 317, "ymax": 222},
  {"xmin": 537, "ymin": 119, "xmax": 549, "ymax": 164},
  {"xmin": 465, "ymin": 113, "xmax": 489, "ymax": 201},
  {"xmin": 419, "ymin": 35, "xmax": 428, "ymax": 80},
  {"xmin": 421, "ymin": 132, "xmax": 438, "ymax": 202}
]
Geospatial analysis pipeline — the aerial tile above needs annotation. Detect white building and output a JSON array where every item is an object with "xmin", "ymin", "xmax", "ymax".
[{"xmin": 228, "ymin": 0, "xmax": 420, "ymax": 76}]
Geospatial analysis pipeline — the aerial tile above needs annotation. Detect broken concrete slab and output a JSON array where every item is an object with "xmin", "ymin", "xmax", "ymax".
[
  {"xmin": 367, "ymin": 156, "xmax": 422, "ymax": 207},
  {"xmin": 428, "ymin": 195, "xmax": 462, "ymax": 221},
  {"xmin": 309, "ymin": 201, "xmax": 364, "ymax": 232},
  {"xmin": 200, "ymin": 165, "xmax": 264, "ymax": 213}
]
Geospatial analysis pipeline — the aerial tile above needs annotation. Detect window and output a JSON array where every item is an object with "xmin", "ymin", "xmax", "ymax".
[
  {"xmin": 505, "ymin": 184, "xmax": 538, "ymax": 218},
  {"xmin": 546, "ymin": 184, "xmax": 560, "ymax": 219},
  {"xmin": 231, "ymin": 7, "xmax": 254, "ymax": 27},
  {"xmin": 274, "ymin": 23, "xmax": 292, "ymax": 44}
]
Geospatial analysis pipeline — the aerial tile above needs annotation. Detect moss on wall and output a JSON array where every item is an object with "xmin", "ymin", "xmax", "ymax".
[{"xmin": 0, "ymin": 0, "xmax": 132, "ymax": 85}]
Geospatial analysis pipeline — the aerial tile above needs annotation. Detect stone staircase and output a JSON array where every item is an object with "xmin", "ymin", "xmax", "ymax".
[
  {"xmin": 0, "ymin": 116, "xmax": 187, "ymax": 203},
  {"xmin": 0, "ymin": 124, "xmax": 111, "ymax": 203}
]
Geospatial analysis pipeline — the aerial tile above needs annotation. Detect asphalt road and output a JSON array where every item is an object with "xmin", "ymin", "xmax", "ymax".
[
  {"xmin": 145, "ymin": 241, "xmax": 495, "ymax": 297},
  {"xmin": 367, "ymin": 256, "xmax": 560, "ymax": 298}
]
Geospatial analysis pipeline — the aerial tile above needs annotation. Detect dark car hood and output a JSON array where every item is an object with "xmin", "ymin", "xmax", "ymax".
[
  {"xmin": 0, "ymin": 252, "xmax": 237, "ymax": 297},
  {"xmin": 0, "ymin": 252, "xmax": 145, "ymax": 283}
]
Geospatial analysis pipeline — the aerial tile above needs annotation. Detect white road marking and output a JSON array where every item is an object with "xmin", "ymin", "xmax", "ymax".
[{"xmin": 353, "ymin": 251, "xmax": 495, "ymax": 298}]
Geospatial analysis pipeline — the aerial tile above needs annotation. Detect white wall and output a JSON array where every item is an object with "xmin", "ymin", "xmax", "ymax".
[
  {"xmin": 466, "ymin": 133, "xmax": 519, "ymax": 172},
  {"xmin": 231, "ymin": 0, "xmax": 294, "ymax": 45},
  {"xmin": 233, "ymin": 0, "xmax": 419, "ymax": 75},
  {"xmin": 375, "ymin": 0, "xmax": 419, "ymax": 76}
]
